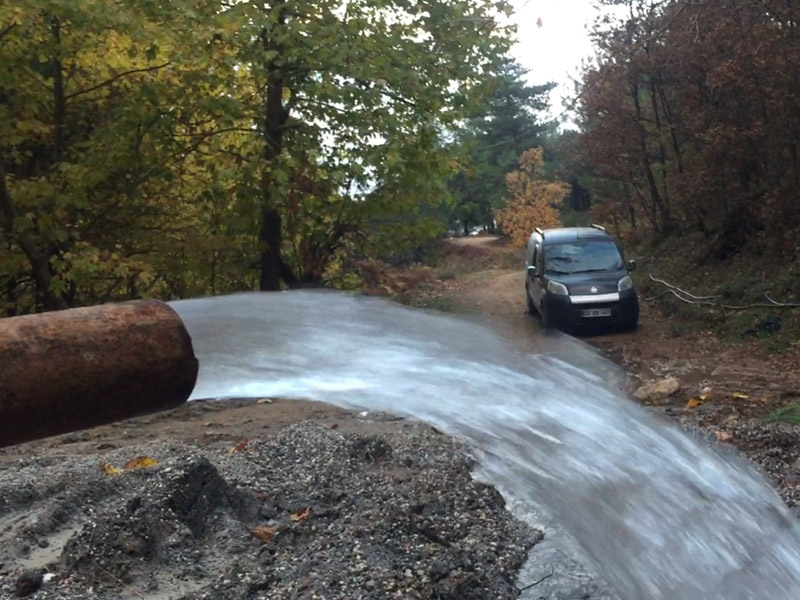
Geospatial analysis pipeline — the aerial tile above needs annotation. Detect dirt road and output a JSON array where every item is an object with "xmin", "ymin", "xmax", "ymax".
[
  {"xmin": 440, "ymin": 235, "xmax": 800, "ymax": 509},
  {"xmin": 443, "ymin": 235, "xmax": 800, "ymax": 404}
]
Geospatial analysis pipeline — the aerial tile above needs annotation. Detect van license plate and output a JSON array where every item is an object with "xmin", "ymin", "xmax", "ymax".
[{"xmin": 582, "ymin": 308, "xmax": 612, "ymax": 318}]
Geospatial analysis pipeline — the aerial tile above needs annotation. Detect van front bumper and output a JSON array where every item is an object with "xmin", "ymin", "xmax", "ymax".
[{"xmin": 544, "ymin": 289, "xmax": 639, "ymax": 330}]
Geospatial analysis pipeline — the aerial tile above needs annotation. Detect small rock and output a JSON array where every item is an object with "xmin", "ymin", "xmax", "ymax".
[
  {"xmin": 634, "ymin": 377, "xmax": 680, "ymax": 401},
  {"xmin": 781, "ymin": 473, "xmax": 800, "ymax": 488},
  {"xmin": 713, "ymin": 430, "xmax": 733, "ymax": 443},
  {"xmin": 14, "ymin": 572, "xmax": 43, "ymax": 598}
]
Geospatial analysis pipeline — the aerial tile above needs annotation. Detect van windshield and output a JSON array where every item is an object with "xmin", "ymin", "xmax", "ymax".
[{"xmin": 544, "ymin": 241, "xmax": 624, "ymax": 275}]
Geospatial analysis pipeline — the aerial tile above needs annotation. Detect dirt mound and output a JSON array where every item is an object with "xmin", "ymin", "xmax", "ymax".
[{"xmin": 0, "ymin": 420, "xmax": 538, "ymax": 599}]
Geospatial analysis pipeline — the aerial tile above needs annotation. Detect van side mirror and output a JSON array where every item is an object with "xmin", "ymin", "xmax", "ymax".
[
  {"xmin": 627, "ymin": 259, "xmax": 637, "ymax": 272},
  {"xmin": 527, "ymin": 265, "xmax": 538, "ymax": 277}
]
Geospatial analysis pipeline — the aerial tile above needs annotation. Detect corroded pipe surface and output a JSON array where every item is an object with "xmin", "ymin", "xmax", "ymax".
[{"xmin": 0, "ymin": 300, "xmax": 198, "ymax": 447}]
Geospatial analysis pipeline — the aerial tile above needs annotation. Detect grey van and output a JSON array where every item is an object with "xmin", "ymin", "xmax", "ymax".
[{"xmin": 525, "ymin": 226, "xmax": 639, "ymax": 331}]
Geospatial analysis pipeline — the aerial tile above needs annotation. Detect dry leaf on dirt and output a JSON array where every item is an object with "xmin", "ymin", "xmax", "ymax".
[
  {"xmin": 732, "ymin": 392, "xmax": 750, "ymax": 400},
  {"xmin": 290, "ymin": 507, "xmax": 312, "ymax": 522},
  {"xmin": 251, "ymin": 525, "xmax": 277, "ymax": 542},
  {"xmin": 229, "ymin": 439, "xmax": 249, "ymax": 454},
  {"xmin": 713, "ymin": 430, "xmax": 733, "ymax": 443},
  {"xmin": 686, "ymin": 397, "xmax": 704, "ymax": 409},
  {"xmin": 124, "ymin": 456, "xmax": 158, "ymax": 470},
  {"xmin": 101, "ymin": 461, "xmax": 122, "ymax": 476}
]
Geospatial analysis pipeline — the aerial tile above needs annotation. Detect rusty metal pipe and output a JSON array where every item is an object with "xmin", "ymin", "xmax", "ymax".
[{"xmin": 0, "ymin": 300, "xmax": 198, "ymax": 447}]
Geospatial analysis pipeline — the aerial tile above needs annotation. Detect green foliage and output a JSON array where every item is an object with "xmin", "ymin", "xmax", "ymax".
[
  {"xmin": 0, "ymin": 0, "xmax": 520, "ymax": 312},
  {"xmin": 448, "ymin": 59, "xmax": 554, "ymax": 233},
  {"xmin": 767, "ymin": 403, "xmax": 800, "ymax": 425}
]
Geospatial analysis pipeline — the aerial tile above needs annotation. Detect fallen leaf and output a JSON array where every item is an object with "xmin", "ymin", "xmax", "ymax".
[
  {"xmin": 251, "ymin": 525, "xmax": 277, "ymax": 542},
  {"xmin": 229, "ymin": 439, "xmax": 249, "ymax": 454},
  {"xmin": 686, "ymin": 397, "xmax": 704, "ymax": 409},
  {"xmin": 713, "ymin": 430, "xmax": 733, "ymax": 443},
  {"xmin": 699, "ymin": 394, "xmax": 709, "ymax": 401},
  {"xmin": 761, "ymin": 396, "xmax": 771, "ymax": 403},
  {"xmin": 101, "ymin": 461, "xmax": 122, "ymax": 476},
  {"xmin": 732, "ymin": 392, "xmax": 750, "ymax": 400},
  {"xmin": 290, "ymin": 506, "xmax": 312, "ymax": 522},
  {"xmin": 124, "ymin": 456, "xmax": 158, "ymax": 470}
]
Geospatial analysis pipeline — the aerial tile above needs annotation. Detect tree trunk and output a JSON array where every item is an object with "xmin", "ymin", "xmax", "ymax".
[
  {"xmin": 631, "ymin": 81, "xmax": 670, "ymax": 232},
  {"xmin": 51, "ymin": 17, "xmax": 66, "ymax": 164},
  {"xmin": 258, "ymin": 4, "xmax": 289, "ymax": 291}
]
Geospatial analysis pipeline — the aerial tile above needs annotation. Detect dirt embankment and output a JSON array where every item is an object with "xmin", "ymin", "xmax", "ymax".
[{"xmin": 0, "ymin": 400, "xmax": 537, "ymax": 600}]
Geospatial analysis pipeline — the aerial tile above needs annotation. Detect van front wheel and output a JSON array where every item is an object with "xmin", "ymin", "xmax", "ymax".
[
  {"xmin": 526, "ymin": 285, "xmax": 538, "ymax": 315},
  {"xmin": 540, "ymin": 302, "xmax": 552, "ymax": 329}
]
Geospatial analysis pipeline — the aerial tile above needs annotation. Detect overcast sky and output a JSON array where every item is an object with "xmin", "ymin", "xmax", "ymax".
[{"xmin": 509, "ymin": 0, "xmax": 600, "ymax": 123}]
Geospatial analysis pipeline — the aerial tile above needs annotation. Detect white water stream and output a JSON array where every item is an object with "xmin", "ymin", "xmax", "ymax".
[{"xmin": 171, "ymin": 291, "xmax": 800, "ymax": 600}]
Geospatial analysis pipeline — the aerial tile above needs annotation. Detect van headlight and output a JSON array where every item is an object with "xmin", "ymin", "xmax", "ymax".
[
  {"xmin": 547, "ymin": 280, "xmax": 569, "ymax": 296},
  {"xmin": 618, "ymin": 275, "xmax": 633, "ymax": 292}
]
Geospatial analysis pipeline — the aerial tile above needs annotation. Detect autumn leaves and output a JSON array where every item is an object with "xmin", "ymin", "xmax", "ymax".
[{"xmin": 495, "ymin": 148, "xmax": 569, "ymax": 246}]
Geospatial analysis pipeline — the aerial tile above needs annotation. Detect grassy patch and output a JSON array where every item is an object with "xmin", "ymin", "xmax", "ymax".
[{"xmin": 767, "ymin": 402, "xmax": 800, "ymax": 424}]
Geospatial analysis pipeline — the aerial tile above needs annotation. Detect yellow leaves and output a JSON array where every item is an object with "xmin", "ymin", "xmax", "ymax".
[
  {"xmin": 101, "ymin": 461, "xmax": 123, "ymax": 476},
  {"xmin": 731, "ymin": 392, "xmax": 750, "ymax": 400},
  {"xmin": 251, "ymin": 525, "xmax": 277, "ymax": 542},
  {"xmin": 124, "ymin": 456, "xmax": 158, "ymax": 470},
  {"xmin": 495, "ymin": 147, "xmax": 569, "ymax": 247},
  {"xmin": 14, "ymin": 119, "xmax": 52, "ymax": 137},
  {"xmin": 686, "ymin": 392, "xmax": 710, "ymax": 408},
  {"xmin": 290, "ymin": 507, "xmax": 312, "ymax": 522},
  {"xmin": 101, "ymin": 455, "xmax": 158, "ymax": 476}
]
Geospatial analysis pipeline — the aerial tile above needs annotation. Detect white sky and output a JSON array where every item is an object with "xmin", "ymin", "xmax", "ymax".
[{"xmin": 510, "ymin": 0, "xmax": 600, "ymax": 123}]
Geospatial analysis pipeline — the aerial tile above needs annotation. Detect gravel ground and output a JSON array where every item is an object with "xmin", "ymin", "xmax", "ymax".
[{"xmin": 0, "ymin": 412, "xmax": 539, "ymax": 600}]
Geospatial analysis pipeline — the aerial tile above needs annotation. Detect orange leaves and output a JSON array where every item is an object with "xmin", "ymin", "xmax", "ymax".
[
  {"xmin": 124, "ymin": 456, "xmax": 158, "ymax": 470},
  {"xmin": 290, "ymin": 507, "xmax": 312, "ymax": 522},
  {"xmin": 101, "ymin": 455, "xmax": 158, "ymax": 476},
  {"xmin": 229, "ymin": 439, "xmax": 249, "ymax": 454},
  {"xmin": 252, "ymin": 507, "xmax": 311, "ymax": 544},
  {"xmin": 495, "ymin": 148, "xmax": 568, "ymax": 247},
  {"xmin": 251, "ymin": 525, "xmax": 277, "ymax": 542},
  {"xmin": 686, "ymin": 397, "xmax": 704, "ymax": 409}
]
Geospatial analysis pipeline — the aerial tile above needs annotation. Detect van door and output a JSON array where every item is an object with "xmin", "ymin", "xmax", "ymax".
[{"xmin": 528, "ymin": 242, "xmax": 544, "ymax": 308}]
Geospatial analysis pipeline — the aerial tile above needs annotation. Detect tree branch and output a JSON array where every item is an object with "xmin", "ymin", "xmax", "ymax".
[
  {"xmin": 64, "ymin": 62, "xmax": 171, "ymax": 100},
  {"xmin": 648, "ymin": 274, "xmax": 721, "ymax": 300},
  {"xmin": 0, "ymin": 21, "xmax": 16, "ymax": 44},
  {"xmin": 645, "ymin": 274, "xmax": 800, "ymax": 310},
  {"xmin": 517, "ymin": 567, "xmax": 554, "ymax": 593}
]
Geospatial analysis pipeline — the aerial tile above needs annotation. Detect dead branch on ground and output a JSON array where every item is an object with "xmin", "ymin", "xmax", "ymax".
[
  {"xmin": 645, "ymin": 274, "xmax": 800, "ymax": 310},
  {"xmin": 517, "ymin": 567, "xmax": 555, "ymax": 593}
]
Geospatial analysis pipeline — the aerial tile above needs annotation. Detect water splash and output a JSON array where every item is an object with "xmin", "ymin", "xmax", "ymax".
[{"xmin": 171, "ymin": 291, "xmax": 800, "ymax": 600}]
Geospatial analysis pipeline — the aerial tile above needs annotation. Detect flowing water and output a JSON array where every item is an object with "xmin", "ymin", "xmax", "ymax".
[{"xmin": 171, "ymin": 291, "xmax": 800, "ymax": 600}]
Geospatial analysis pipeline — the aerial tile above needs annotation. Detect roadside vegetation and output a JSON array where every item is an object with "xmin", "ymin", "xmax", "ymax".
[{"xmin": 3, "ymin": 0, "xmax": 800, "ymax": 359}]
